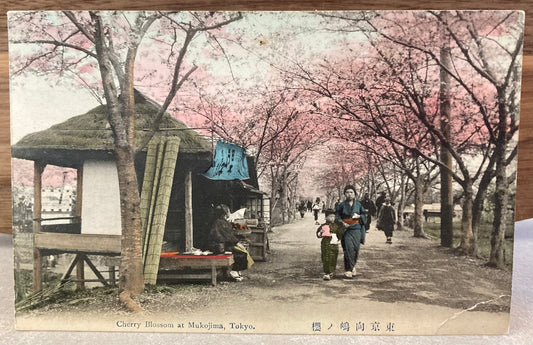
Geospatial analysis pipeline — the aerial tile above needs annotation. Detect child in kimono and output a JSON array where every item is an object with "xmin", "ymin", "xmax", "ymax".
[{"xmin": 316, "ymin": 209, "xmax": 344, "ymax": 281}]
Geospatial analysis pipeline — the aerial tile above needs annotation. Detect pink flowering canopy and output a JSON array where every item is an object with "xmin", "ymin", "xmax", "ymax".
[{"xmin": 9, "ymin": 10, "xmax": 523, "ymax": 196}]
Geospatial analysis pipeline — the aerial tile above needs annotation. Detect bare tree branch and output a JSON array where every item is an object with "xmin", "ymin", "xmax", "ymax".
[
  {"xmin": 63, "ymin": 11, "xmax": 95, "ymax": 43},
  {"xmin": 12, "ymin": 39, "xmax": 97, "ymax": 58}
]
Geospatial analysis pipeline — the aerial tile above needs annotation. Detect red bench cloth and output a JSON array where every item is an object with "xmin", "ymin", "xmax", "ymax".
[{"xmin": 160, "ymin": 252, "xmax": 233, "ymax": 259}]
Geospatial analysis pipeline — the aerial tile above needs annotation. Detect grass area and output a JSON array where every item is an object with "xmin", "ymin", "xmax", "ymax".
[
  {"xmin": 14, "ymin": 270, "xmax": 68, "ymax": 303},
  {"xmin": 423, "ymin": 221, "xmax": 514, "ymax": 266},
  {"xmin": 14, "ymin": 269, "xmax": 78, "ymax": 311},
  {"xmin": 14, "ymin": 269, "xmax": 211, "ymax": 313}
]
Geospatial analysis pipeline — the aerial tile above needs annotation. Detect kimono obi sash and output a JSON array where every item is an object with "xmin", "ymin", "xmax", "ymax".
[{"xmin": 342, "ymin": 218, "xmax": 360, "ymax": 225}]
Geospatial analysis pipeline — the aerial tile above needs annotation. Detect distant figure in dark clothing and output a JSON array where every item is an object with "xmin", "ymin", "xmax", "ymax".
[
  {"xmin": 208, "ymin": 207, "xmax": 238, "ymax": 253},
  {"xmin": 208, "ymin": 205, "xmax": 252, "ymax": 281},
  {"xmin": 375, "ymin": 191, "xmax": 386, "ymax": 215},
  {"xmin": 312, "ymin": 198, "xmax": 321, "ymax": 225},
  {"xmin": 361, "ymin": 193, "xmax": 376, "ymax": 231},
  {"xmin": 298, "ymin": 202, "xmax": 306, "ymax": 219},
  {"xmin": 377, "ymin": 198, "xmax": 396, "ymax": 244},
  {"xmin": 307, "ymin": 200, "xmax": 312, "ymax": 213}
]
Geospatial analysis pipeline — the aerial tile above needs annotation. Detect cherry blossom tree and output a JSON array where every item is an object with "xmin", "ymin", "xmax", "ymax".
[
  {"xmin": 175, "ymin": 63, "xmax": 331, "ymax": 224},
  {"xmin": 350, "ymin": 136, "xmax": 440, "ymax": 237},
  {"xmin": 9, "ymin": 10, "xmax": 242, "ymax": 309},
  {"xmin": 285, "ymin": 10, "xmax": 522, "ymax": 262},
  {"xmin": 362, "ymin": 10, "xmax": 523, "ymax": 263}
]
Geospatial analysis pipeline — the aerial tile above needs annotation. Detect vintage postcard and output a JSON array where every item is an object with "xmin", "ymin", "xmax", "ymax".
[{"xmin": 8, "ymin": 10, "xmax": 524, "ymax": 335}]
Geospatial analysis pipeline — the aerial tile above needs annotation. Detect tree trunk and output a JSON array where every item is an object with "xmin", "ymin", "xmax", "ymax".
[
  {"xmin": 286, "ymin": 176, "xmax": 296, "ymax": 223},
  {"xmin": 458, "ymin": 182, "xmax": 475, "ymax": 255},
  {"xmin": 92, "ymin": 13, "xmax": 145, "ymax": 303},
  {"xmin": 471, "ymin": 193, "xmax": 484, "ymax": 258},
  {"xmin": 270, "ymin": 173, "xmax": 286, "ymax": 227},
  {"xmin": 472, "ymin": 159, "xmax": 496, "ymax": 257},
  {"xmin": 439, "ymin": 33, "xmax": 454, "ymax": 248},
  {"xmin": 489, "ymin": 91, "xmax": 510, "ymax": 268},
  {"xmin": 280, "ymin": 172, "xmax": 288, "ymax": 224},
  {"xmin": 395, "ymin": 175, "xmax": 406, "ymax": 230},
  {"xmin": 116, "ymin": 146, "xmax": 144, "ymax": 295},
  {"xmin": 489, "ymin": 158, "xmax": 508, "ymax": 267},
  {"xmin": 413, "ymin": 177, "xmax": 427, "ymax": 238},
  {"xmin": 439, "ymin": 160, "xmax": 454, "ymax": 247},
  {"xmin": 370, "ymin": 173, "xmax": 376, "ymax": 200}
]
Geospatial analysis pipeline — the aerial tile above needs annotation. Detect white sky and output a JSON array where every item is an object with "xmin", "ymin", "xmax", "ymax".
[{"xmin": 10, "ymin": 79, "xmax": 100, "ymax": 143}]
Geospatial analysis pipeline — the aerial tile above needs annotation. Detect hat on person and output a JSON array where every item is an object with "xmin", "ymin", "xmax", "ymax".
[{"xmin": 325, "ymin": 208, "xmax": 335, "ymax": 216}]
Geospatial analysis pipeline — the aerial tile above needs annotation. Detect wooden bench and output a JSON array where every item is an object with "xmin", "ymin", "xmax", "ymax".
[
  {"xmin": 34, "ymin": 232, "xmax": 122, "ymax": 290},
  {"xmin": 157, "ymin": 253, "xmax": 234, "ymax": 286},
  {"xmin": 423, "ymin": 210, "xmax": 457, "ymax": 222}
]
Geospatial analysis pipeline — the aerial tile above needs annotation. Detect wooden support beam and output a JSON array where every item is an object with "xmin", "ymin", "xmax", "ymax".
[
  {"xmin": 76, "ymin": 166, "xmax": 83, "ymax": 219},
  {"xmin": 32, "ymin": 162, "xmax": 44, "ymax": 293},
  {"xmin": 83, "ymin": 256, "xmax": 110, "ymax": 286},
  {"xmin": 75, "ymin": 166, "xmax": 85, "ymax": 293},
  {"xmin": 158, "ymin": 255, "xmax": 234, "ymax": 270},
  {"xmin": 109, "ymin": 266, "xmax": 116, "ymax": 285},
  {"xmin": 211, "ymin": 266, "xmax": 217, "ymax": 286},
  {"xmin": 35, "ymin": 233, "xmax": 121, "ymax": 254},
  {"xmin": 60, "ymin": 254, "xmax": 114, "ymax": 287},
  {"xmin": 185, "ymin": 170, "xmax": 193, "ymax": 252},
  {"xmin": 83, "ymin": 256, "xmax": 109, "ymax": 286},
  {"xmin": 69, "ymin": 279, "xmax": 114, "ymax": 283},
  {"xmin": 76, "ymin": 254, "xmax": 85, "ymax": 290},
  {"xmin": 60, "ymin": 255, "xmax": 81, "ymax": 286}
]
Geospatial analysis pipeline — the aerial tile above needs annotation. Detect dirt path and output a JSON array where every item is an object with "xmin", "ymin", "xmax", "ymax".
[
  {"xmin": 17, "ymin": 214, "xmax": 513, "ymax": 335},
  {"xmin": 246, "ymin": 214, "xmax": 511, "ymax": 309}
]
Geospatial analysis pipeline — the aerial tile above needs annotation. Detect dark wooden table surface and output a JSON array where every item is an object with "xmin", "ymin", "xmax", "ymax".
[{"xmin": 0, "ymin": 1, "xmax": 531, "ymax": 234}]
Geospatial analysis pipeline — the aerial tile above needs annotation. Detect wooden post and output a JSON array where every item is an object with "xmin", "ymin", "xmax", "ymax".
[
  {"xmin": 76, "ymin": 255, "xmax": 85, "ymax": 290},
  {"xmin": 109, "ymin": 265, "xmax": 116, "ymax": 285},
  {"xmin": 211, "ymin": 266, "xmax": 217, "ymax": 286},
  {"xmin": 75, "ymin": 166, "xmax": 84, "ymax": 289},
  {"xmin": 32, "ymin": 162, "xmax": 44, "ymax": 293},
  {"xmin": 75, "ymin": 166, "xmax": 83, "ymax": 219},
  {"xmin": 185, "ymin": 170, "xmax": 193, "ymax": 252}
]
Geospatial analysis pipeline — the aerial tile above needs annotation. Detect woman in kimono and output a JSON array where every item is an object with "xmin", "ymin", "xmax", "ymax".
[
  {"xmin": 335, "ymin": 185, "xmax": 367, "ymax": 279},
  {"xmin": 377, "ymin": 198, "xmax": 396, "ymax": 244},
  {"xmin": 208, "ymin": 205, "xmax": 251, "ymax": 281}
]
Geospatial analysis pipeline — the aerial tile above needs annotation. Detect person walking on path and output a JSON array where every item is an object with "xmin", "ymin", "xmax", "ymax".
[
  {"xmin": 316, "ymin": 209, "xmax": 344, "ymax": 281},
  {"xmin": 312, "ymin": 198, "xmax": 321, "ymax": 225},
  {"xmin": 377, "ymin": 198, "xmax": 396, "ymax": 244},
  {"xmin": 335, "ymin": 185, "xmax": 367, "ymax": 279},
  {"xmin": 361, "ymin": 193, "xmax": 376, "ymax": 232},
  {"xmin": 375, "ymin": 191, "xmax": 386, "ymax": 215},
  {"xmin": 298, "ymin": 201, "xmax": 306, "ymax": 219}
]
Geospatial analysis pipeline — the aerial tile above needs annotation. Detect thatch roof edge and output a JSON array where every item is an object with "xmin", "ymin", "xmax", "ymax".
[{"xmin": 12, "ymin": 89, "xmax": 212, "ymax": 160}]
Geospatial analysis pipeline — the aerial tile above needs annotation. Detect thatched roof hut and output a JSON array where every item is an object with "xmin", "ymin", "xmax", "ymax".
[
  {"xmin": 13, "ymin": 90, "xmax": 268, "ymax": 290},
  {"xmin": 12, "ymin": 90, "xmax": 212, "ymax": 168}
]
